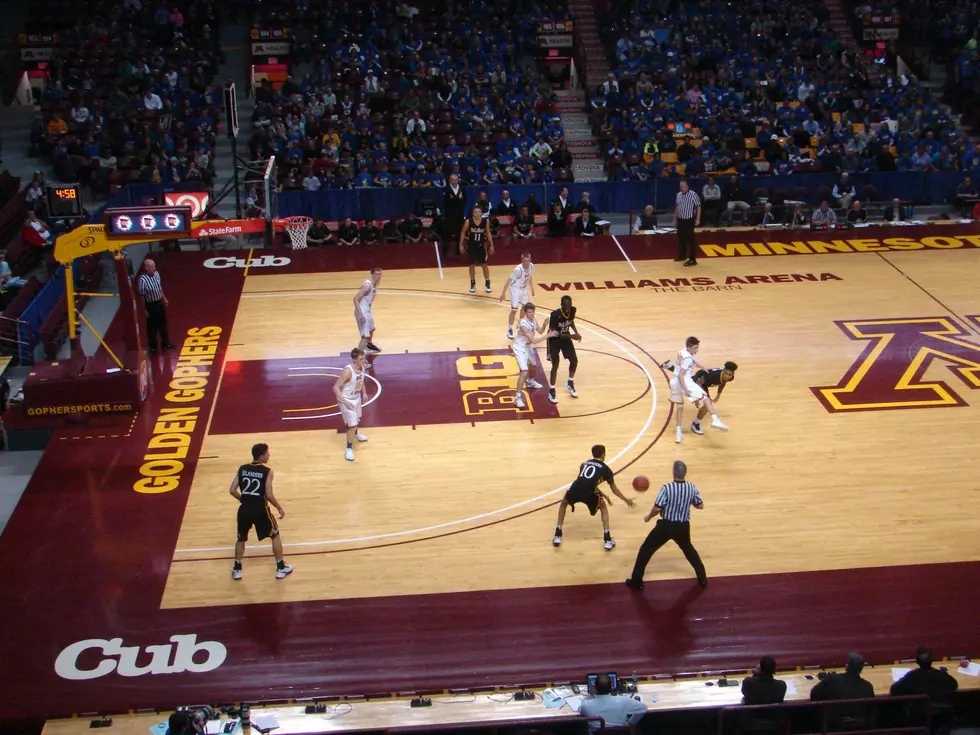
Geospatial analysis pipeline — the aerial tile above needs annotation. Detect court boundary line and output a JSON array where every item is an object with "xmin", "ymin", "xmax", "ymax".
[
  {"xmin": 175, "ymin": 290, "xmax": 662, "ymax": 556},
  {"xmin": 173, "ymin": 366, "xmax": 672, "ymax": 563},
  {"xmin": 170, "ymin": 407, "xmax": 674, "ymax": 564},
  {"xmin": 202, "ymin": 357, "xmax": 229, "ymax": 437},
  {"xmin": 876, "ymin": 252, "xmax": 980, "ymax": 338},
  {"xmin": 611, "ymin": 234, "xmax": 637, "ymax": 273}
]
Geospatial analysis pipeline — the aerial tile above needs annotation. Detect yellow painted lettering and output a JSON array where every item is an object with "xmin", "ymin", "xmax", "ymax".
[{"xmin": 133, "ymin": 477, "xmax": 180, "ymax": 494}]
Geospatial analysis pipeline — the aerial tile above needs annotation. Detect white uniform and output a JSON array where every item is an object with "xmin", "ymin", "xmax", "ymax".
[
  {"xmin": 512, "ymin": 316, "xmax": 537, "ymax": 371},
  {"xmin": 339, "ymin": 362, "xmax": 365, "ymax": 427},
  {"xmin": 508, "ymin": 263, "xmax": 534, "ymax": 309},
  {"xmin": 668, "ymin": 347, "xmax": 706, "ymax": 404},
  {"xmin": 355, "ymin": 280, "xmax": 376, "ymax": 338}
]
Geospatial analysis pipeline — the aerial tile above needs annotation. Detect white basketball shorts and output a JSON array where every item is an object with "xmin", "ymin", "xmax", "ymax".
[
  {"xmin": 512, "ymin": 342, "xmax": 530, "ymax": 371},
  {"xmin": 510, "ymin": 287, "xmax": 530, "ymax": 310},
  {"xmin": 355, "ymin": 307, "xmax": 375, "ymax": 338},
  {"xmin": 340, "ymin": 398, "xmax": 362, "ymax": 427},
  {"xmin": 669, "ymin": 375, "xmax": 705, "ymax": 405}
]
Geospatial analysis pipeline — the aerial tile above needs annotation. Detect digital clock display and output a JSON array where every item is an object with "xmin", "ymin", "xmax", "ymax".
[
  {"xmin": 47, "ymin": 185, "xmax": 83, "ymax": 218},
  {"xmin": 104, "ymin": 206, "xmax": 193, "ymax": 239}
]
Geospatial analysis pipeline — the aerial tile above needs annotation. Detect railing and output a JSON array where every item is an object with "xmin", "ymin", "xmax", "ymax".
[
  {"xmin": 277, "ymin": 171, "xmax": 970, "ymax": 223},
  {"xmin": 0, "ymin": 313, "xmax": 33, "ymax": 365},
  {"xmin": 718, "ymin": 694, "xmax": 932, "ymax": 735},
  {"xmin": 382, "ymin": 715, "xmax": 608, "ymax": 734}
]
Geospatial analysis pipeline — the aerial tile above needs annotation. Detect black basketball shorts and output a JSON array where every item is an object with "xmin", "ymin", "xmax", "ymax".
[
  {"xmin": 237, "ymin": 502, "xmax": 279, "ymax": 542},
  {"xmin": 548, "ymin": 337, "xmax": 576, "ymax": 364},
  {"xmin": 563, "ymin": 481, "xmax": 600, "ymax": 516}
]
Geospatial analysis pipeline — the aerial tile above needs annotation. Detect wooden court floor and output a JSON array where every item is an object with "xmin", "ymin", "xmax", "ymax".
[{"xmin": 162, "ymin": 248, "xmax": 980, "ymax": 609}]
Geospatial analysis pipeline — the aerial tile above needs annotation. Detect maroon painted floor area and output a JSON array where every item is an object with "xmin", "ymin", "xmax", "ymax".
[
  {"xmin": 1, "ymin": 246, "xmax": 979, "ymax": 722},
  {"xmin": 209, "ymin": 350, "xmax": 558, "ymax": 436}
]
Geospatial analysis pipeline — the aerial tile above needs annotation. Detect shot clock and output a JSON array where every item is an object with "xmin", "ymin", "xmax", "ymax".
[
  {"xmin": 104, "ymin": 205, "xmax": 193, "ymax": 239},
  {"xmin": 47, "ymin": 184, "xmax": 83, "ymax": 219}
]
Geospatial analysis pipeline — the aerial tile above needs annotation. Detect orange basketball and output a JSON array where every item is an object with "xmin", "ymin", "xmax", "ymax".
[{"xmin": 632, "ymin": 475, "xmax": 650, "ymax": 492}]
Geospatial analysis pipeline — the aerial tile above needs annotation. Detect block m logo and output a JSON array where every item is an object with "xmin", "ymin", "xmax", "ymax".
[{"xmin": 812, "ymin": 317, "xmax": 980, "ymax": 412}]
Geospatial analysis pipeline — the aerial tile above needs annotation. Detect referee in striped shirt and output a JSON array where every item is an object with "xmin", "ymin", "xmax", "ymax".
[
  {"xmin": 674, "ymin": 180, "xmax": 701, "ymax": 267},
  {"xmin": 137, "ymin": 259, "xmax": 174, "ymax": 354},
  {"xmin": 625, "ymin": 460, "xmax": 707, "ymax": 591}
]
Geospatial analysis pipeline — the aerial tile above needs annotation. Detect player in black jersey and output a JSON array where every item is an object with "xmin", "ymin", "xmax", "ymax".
[
  {"xmin": 553, "ymin": 444, "xmax": 636, "ymax": 550},
  {"xmin": 229, "ymin": 443, "xmax": 292, "ymax": 580},
  {"xmin": 690, "ymin": 361, "xmax": 737, "ymax": 436},
  {"xmin": 547, "ymin": 295, "xmax": 581, "ymax": 404},
  {"xmin": 458, "ymin": 205, "xmax": 494, "ymax": 294}
]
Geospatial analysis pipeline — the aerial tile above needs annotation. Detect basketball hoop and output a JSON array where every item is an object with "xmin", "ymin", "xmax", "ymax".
[{"xmin": 278, "ymin": 216, "xmax": 312, "ymax": 250}]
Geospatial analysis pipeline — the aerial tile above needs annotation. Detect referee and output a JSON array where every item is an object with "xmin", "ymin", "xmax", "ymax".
[
  {"xmin": 674, "ymin": 180, "xmax": 701, "ymax": 267},
  {"xmin": 137, "ymin": 259, "xmax": 175, "ymax": 354},
  {"xmin": 625, "ymin": 460, "xmax": 707, "ymax": 591}
]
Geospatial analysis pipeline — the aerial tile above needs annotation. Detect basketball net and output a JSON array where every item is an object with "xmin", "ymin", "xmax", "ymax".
[{"xmin": 282, "ymin": 217, "xmax": 312, "ymax": 250}]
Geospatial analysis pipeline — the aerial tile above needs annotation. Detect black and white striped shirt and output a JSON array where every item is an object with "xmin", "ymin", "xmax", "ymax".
[
  {"xmin": 137, "ymin": 271, "xmax": 164, "ymax": 303},
  {"xmin": 675, "ymin": 190, "xmax": 701, "ymax": 220},
  {"xmin": 654, "ymin": 481, "xmax": 703, "ymax": 522}
]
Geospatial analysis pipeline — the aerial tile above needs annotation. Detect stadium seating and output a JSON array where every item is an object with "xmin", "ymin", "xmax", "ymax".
[
  {"xmin": 591, "ymin": 0, "xmax": 967, "ymax": 182},
  {"xmin": 248, "ymin": 0, "xmax": 573, "ymax": 192},
  {"xmin": 30, "ymin": 0, "xmax": 222, "ymax": 191}
]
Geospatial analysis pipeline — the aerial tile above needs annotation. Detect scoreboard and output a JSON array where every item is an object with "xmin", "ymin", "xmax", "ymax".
[
  {"xmin": 47, "ymin": 184, "xmax": 83, "ymax": 219},
  {"xmin": 104, "ymin": 205, "xmax": 193, "ymax": 240}
]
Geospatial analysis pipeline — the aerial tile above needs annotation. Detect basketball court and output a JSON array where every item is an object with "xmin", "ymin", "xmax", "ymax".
[{"xmin": 2, "ymin": 226, "xmax": 979, "ymax": 720}]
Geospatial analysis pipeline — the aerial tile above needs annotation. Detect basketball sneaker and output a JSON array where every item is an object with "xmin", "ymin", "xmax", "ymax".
[
  {"xmin": 661, "ymin": 359, "xmax": 675, "ymax": 372},
  {"xmin": 566, "ymin": 380, "xmax": 578, "ymax": 397},
  {"xmin": 345, "ymin": 446, "xmax": 355, "ymax": 461},
  {"xmin": 675, "ymin": 425, "xmax": 683, "ymax": 443},
  {"xmin": 232, "ymin": 563, "xmax": 243, "ymax": 581},
  {"xmin": 691, "ymin": 421, "xmax": 704, "ymax": 435},
  {"xmin": 526, "ymin": 378, "xmax": 544, "ymax": 389},
  {"xmin": 507, "ymin": 326, "xmax": 514, "ymax": 339},
  {"xmin": 275, "ymin": 564, "xmax": 294, "ymax": 580},
  {"xmin": 469, "ymin": 281, "xmax": 476, "ymax": 293},
  {"xmin": 604, "ymin": 536, "xmax": 616, "ymax": 551},
  {"xmin": 711, "ymin": 415, "xmax": 729, "ymax": 431},
  {"xmin": 514, "ymin": 393, "xmax": 527, "ymax": 409},
  {"xmin": 485, "ymin": 280, "xmax": 492, "ymax": 293},
  {"xmin": 365, "ymin": 342, "xmax": 382, "ymax": 354},
  {"xmin": 548, "ymin": 388, "xmax": 558, "ymax": 404},
  {"xmin": 553, "ymin": 528, "xmax": 562, "ymax": 546},
  {"xmin": 355, "ymin": 432, "xmax": 368, "ymax": 442}
]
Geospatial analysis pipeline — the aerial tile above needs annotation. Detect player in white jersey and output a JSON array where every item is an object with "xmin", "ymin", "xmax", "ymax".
[
  {"xmin": 353, "ymin": 267, "xmax": 383, "ymax": 355},
  {"xmin": 499, "ymin": 252, "xmax": 535, "ymax": 340},
  {"xmin": 512, "ymin": 303, "xmax": 557, "ymax": 409},
  {"xmin": 333, "ymin": 347, "xmax": 370, "ymax": 461},
  {"xmin": 666, "ymin": 336, "xmax": 728, "ymax": 443}
]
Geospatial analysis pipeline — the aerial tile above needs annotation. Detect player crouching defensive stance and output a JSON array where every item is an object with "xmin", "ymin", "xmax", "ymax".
[
  {"xmin": 665, "ymin": 336, "xmax": 728, "ymax": 443},
  {"xmin": 553, "ymin": 445, "xmax": 635, "ymax": 550},
  {"xmin": 230, "ymin": 442, "xmax": 292, "ymax": 580},
  {"xmin": 512, "ymin": 303, "xmax": 556, "ymax": 409},
  {"xmin": 690, "ymin": 361, "xmax": 737, "ymax": 436},
  {"xmin": 334, "ymin": 347, "xmax": 370, "ymax": 461}
]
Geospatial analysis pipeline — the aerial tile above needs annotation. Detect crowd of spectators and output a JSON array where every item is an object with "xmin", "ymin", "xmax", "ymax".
[
  {"xmin": 590, "ymin": 0, "xmax": 974, "ymax": 185},
  {"xmin": 32, "ymin": 0, "xmax": 222, "ymax": 195},
  {"xmin": 292, "ymin": 184, "xmax": 609, "ymax": 245},
  {"xmin": 247, "ymin": 0, "xmax": 578, "ymax": 193}
]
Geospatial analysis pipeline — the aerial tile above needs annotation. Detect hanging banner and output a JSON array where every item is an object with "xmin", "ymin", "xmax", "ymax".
[
  {"xmin": 251, "ymin": 41, "xmax": 290, "ymax": 56},
  {"xmin": 21, "ymin": 47, "xmax": 55, "ymax": 61},
  {"xmin": 539, "ymin": 35, "xmax": 574, "ymax": 48}
]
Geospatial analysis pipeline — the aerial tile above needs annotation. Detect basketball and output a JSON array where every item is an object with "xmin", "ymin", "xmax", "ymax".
[{"xmin": 632, "ymin": 476, "xmax": 650, "ymax": 492}]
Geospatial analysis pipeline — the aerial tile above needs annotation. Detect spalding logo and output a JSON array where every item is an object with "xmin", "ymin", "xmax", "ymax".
[
  {"xmin": 203, "ymin": 255, "xmax": 290, "ymax": 269},
  {"xmin": 54, "ymin": 634, "xmax": 227, "ymax": 680}
]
